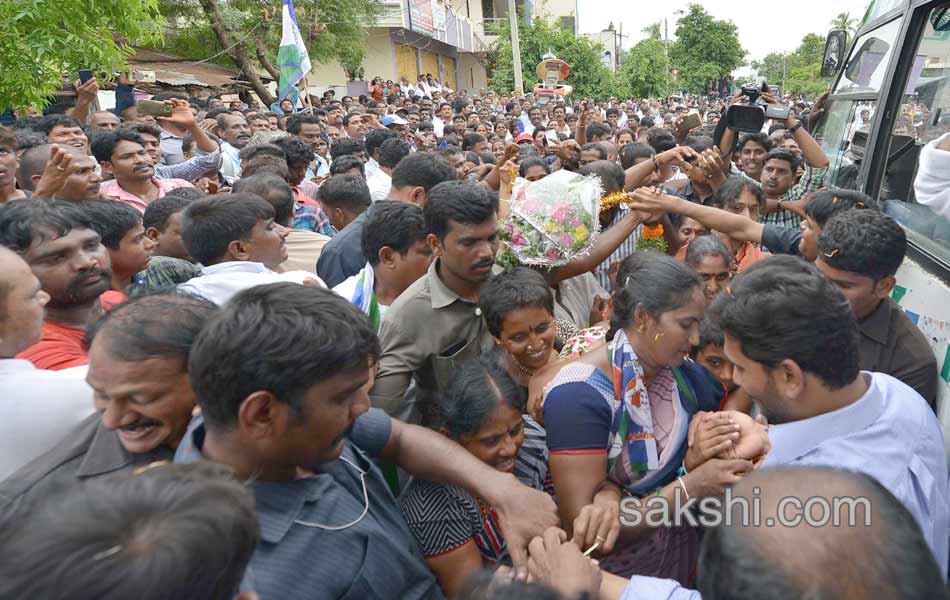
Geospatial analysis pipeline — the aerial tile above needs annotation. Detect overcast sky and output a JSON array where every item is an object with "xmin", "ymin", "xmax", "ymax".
[{"xmin": 577, "ymin": 0, "xmax": 871, "ymax": 74}]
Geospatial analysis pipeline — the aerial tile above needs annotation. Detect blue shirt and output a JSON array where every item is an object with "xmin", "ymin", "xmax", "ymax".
[
  {"xmin": 619, "ymin": 576, "xmax": 701, "ymax": 600},
  {"xmin": 762, "ymin": 371, "xmax": 950, "ymax": 573},
  {"xmin": 317, "ymin": 210, "xmax": 369, "ymax": 288},
  {"xmin": 174, "ymin": 409, "xmax": 444, "ymax": 600}
]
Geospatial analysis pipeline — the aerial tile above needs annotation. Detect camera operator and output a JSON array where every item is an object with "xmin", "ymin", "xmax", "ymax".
[{"xmin": 718, "ymin": 88, "xmax": 829, "ymax": 230}]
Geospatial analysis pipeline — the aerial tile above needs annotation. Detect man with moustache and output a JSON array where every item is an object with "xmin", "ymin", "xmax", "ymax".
[
  {"xmin": 0, "ymin": 200, "xmax": 112, "ymax": 369},
  {"xmin": 0, "ymin": 292, "xmax": 216, "ymax": 510},
  {"xmin": 17, "ymin": 144, "xmax": 102, "ymax": 201},
  {"xmin": 370, "ymin": 181, "xmax": 500, "ymax": 424},
  {"xmin": 177, "ymin": 283, "xmax": 557, "ymax": 599}
]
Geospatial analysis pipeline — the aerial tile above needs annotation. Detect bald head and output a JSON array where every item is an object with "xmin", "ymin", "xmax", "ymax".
[
  {"xmin": 698, "ymin": 467, "xmax": 946, "ymax": 600},
  {"xmin": 17, "ymin": 144, "xmax": 101, "ymax": 201}
]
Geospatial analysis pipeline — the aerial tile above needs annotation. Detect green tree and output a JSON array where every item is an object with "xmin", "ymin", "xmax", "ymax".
[
  {"xmin": 751, "ymin": 53, "xmax": 786, "ymax": 86},
  {"xmin": 641, "ymin": 22, "xmax": 662, "ymax": 41},
  {"xmin": 831, "ymin": 11, "xmax": 859, "ymax": 41},
  {"xmin": 750, "ymin": 33, "xmax": 826, "ymax": 96},
  {"xmin": 158, "ymin": 0, "xmax": 382, "ymax": 105},
  {"xmin": 0, "ymin": 0, "xmax": 163, "ymax": 111},
  {"xmin": 487, "ymin": 15, "xmax": 619, "ymax": 98},
  {"xmin": 619, "ymin": 39, "xmax": 670, "ymax": 98},
  {"xmin": 669, "ymin": 4, "xmax": 745, "ymax": 94}
]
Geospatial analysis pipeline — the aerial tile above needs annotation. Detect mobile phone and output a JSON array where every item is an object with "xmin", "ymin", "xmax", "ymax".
[
  {"xmin": 137, "ymin": 100, "xmax": 173, "ymax": 118},
  {"xmin": 680, "ymin": 113, "xmax": 702, "ymax": 131},
  {"xmin": 78, "ymin": 70, "xmax": 93, "ymax": 84}
]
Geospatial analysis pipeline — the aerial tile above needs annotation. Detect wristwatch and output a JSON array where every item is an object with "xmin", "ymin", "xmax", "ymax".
[{"xmin": 788, "ymin": 121, "xmax": 803, "ymax": 134}]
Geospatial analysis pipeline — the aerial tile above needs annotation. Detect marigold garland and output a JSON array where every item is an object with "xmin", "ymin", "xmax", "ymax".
[
  {"xmin": 599, "ymin": 191, "xmax": 627, "ymax": 214},
  {"xmin": 636, "ymin": 222, "xmax": 668, "ymax": 253}
]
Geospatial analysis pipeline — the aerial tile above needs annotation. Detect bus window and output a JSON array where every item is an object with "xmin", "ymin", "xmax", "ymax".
[
  {"xmin": 866, "ymin": 0, "xmax": 904, "ymax": 21},
  {"xmin": 813, "ymin": 98, "xmax": 878, "ymax": 190},
  {"xmin": 880, "ymin": 3, "xmax": 950, "ymax": 262},
  {"xmin": 834, "ymin": 18, "xmax": 902, "ymax": 93}
]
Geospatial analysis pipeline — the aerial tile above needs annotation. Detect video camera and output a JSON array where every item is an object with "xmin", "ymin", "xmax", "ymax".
[{"xmin": 725, "ymin": 81, "xmax": 792, "ymax": 133}]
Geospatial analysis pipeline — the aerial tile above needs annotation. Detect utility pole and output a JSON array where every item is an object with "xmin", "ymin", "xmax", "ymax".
[
  {"xmin": 508, "ymin": 0, "xmax": 524, "ymax": 93},
  {"xmin": 663, "ymin": 18, "xmax": 669, "ymax": 75},
  {"xmin": 782, "ymin": 52, "xmax": 787, "ymax": 96}
]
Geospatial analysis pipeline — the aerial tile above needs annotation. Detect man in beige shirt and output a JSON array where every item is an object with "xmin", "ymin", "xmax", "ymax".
[
  {"xmin": 232, "ymin": 174, "xmax": 329, "ymax": 273},
  {"xmin": 370, "ymin": 182, "xmax": 499, "ymax": 425}
]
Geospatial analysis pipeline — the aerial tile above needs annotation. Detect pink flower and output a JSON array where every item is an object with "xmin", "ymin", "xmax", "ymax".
[
  {"xmin": 545, "ymin": 248, "xmax": 562, "ymax": 260},
  {"xmin": 557, "ymin": 233, "xmax": 573, "ymax": 248},
  {"xmin": 522, "ymin": 198, "xmax": 540, "ymax": 213},
  {"xmin": 511, "ymin": 233, "xmax": 528, "ymax": 246},
  {"xmin": 552, "ymin": 204, "xmax": 571, "ymax": 223},
  {"xmin": 503, "ymin": 222, "xmax": 515, "ymax": 234}
]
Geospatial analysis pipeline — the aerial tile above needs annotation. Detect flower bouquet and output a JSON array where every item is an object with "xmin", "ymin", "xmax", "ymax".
[
  {"xmin": 635, "ymin": 222, "xmax": 668, "ymax": 253},
  {"xmin": 498, "ymin": 170, "xmax": 602, "ymax": 267}
]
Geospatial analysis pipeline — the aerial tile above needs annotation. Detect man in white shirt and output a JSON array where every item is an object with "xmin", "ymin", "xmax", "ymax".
[
  {"xmin": 333, "ymin": 200, "xmax": 431, "ymax": 331},
  {"xmin": 367, "ymin": 137, "xmax": 410, "ymax": 202},
  {"xmin": 0, "ymin": 247, "xmax": 93, "ymax": 481},
  {"xmin": 178, "ymin": 193, "xmax": 324, "ymax": 306},
  {"xmin": 216, "ymin": 114, "xmax": 252, "ymax": 185},
  {"xmin": 914, "ymin": 131, "xmax": 950, "ymax": 220}
]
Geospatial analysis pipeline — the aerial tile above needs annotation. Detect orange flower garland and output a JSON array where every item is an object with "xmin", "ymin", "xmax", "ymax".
[
  {"xmin": 636, "ymin": 222, "xmax": 668, "ymax": 253},
  {"xmin": 599, "ymin": 191, "xmax": 627, "ymax": 214}
]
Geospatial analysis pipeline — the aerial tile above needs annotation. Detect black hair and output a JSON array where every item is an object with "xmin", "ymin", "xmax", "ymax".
[
  {"xmin": 580, "ymin": 142, "xmax": 608, "ymax": 160},
  {"xmin": 126, "ymin": 123, "xmax": 163, "ymax": 140},
  {"xmin": 697, "ymin": 467, "xmax": 948, "ymax": 600},
  {"xmin": 329, "ymin": 155, "xmax": 365, "ymax": 177},
  {"xmin": 318, "ymin": 174, "xmax": 372, "ymax": 214},
  {"xmin": 424, "ymin": 181, "xmax": 499, "ymax": 241},
  {"xmin": 685, "ymin": 233, "xmax": 735, "ymax": 271},
  {"xmin": 240, "ymin": 155, "xmax": 290, "ymax": 181},
  {"xmin": 605, "ymin": 107, "xmax": 621, "ymax": 117},
  {"xmin": 618, "ymin": 142, "xmax": 654, "ymax": 170},
  {"xmin": 479, "ymin": 267, "xmax": 554, "ymax": 338},
  {"xmin": 272, "ymin": 136, "xmax": 314, "ymax": 165},
  {"xmin": 817, "ymin": 209, "xmax": 905, "ymax": 281},
  {"xmin": 803, "ymin": 188, "xmax": 875, "ymax": 227},
  {"xmin": 646, "ymin": 128, "xmax": 676, "ymax": 153},
  {"xmin": 764, "ymin": 147, "xmax": 800, "ymax": 173},
  {"xmin": 90, "ymin": 128, "xmax": 145, "ymax": 163},
  {"xmin": 737, "ymin": 132, "xmax": 773, "ymax": 154},
  {"xmin": 180, "ymin": 193, "xmax": 274, "ymax": 265},
  {"xmin": 711, "ymin": 176, "xmax": 766, "ymax": 211},
  {"xmin": 640, "ymin": 116, "xmax": 655, "ymax": 129},
  {"xmin": 85, "ymin": 290, "xmax": 217, "ymax": 361},
  {"xmin": 518, "ymin": 156, "xmax": 549, "ymax": 178},
  {"xmin": 189, "ymin": 284, "xmax": 380, "ymax": 430},
  {"xmin": 361, "ymin": 200, "xmax": 426, "ymax": 265},
  {"xmin": 686, "ymin": 135, "xmax": 714, "ymax": 154},
  {"xmin": 611, "ymin": 252, "xmax": 702, "ymax": 333},
  {"xmin": 341, "ymin": 112, "xmax": 362, "ymax": 128},
  {"xmin": 441, "ymin": 356, "xmax": 526, "ymax": 439},
  {"xmin": 0, "ymin": 198, "xmax": 95, "ymax": 252},
  {"xmin": 285, "ymin": 113, "xmax": 322, "ymax": 135},
  {"xmin": 79, "ymin": 200, "xmax": 142, "ymax": 250},
  {"xmin": 330, "ymin": 137, "xmax": 364, "ymax": 160},
  {"xmin": 0, "ymin": 461, "xmax": 258, "ymax": 600},
  {"xmin": 707, "ymin": 255, "xmax": 858, "ymax": 389},
  {"xmin": 363, "ymin": 127, "xmax": 397, "ymax": 158},
  {"xmin": 585, "ymin": 121, "xmax": 611, "ymax": 140},
  {"xmin": 13, "ymin": 129, "xmax": 49, "ymax": 153},
  {"xmin": 462, "ymin": 133, "xmax": 486, "ymax": 151},
  {"xmin": 232, "ymin": 174, "xmax": 295, "ymax": 226},
  {"xmin": 579, "ymin": 160, "xmax": 624, "ymax": 193},
  {"xmin": 378, "ymin": 137, "xmax": 410, "ymax": 169},
  {"xmin": 390, "ymin": 152, "xmax": 456, "ymax": 192},
  {"xmin": 237, "ymin": 143, "xmax": 285, "ymax": 162},
  {"xmin": 30, "ymin": 114, "xmax": 83, "ymax": 136},
  {"xmin": 692, "ymin": 317, "xmax": 725, "ymax": 357},
  {"xmin": 143, "ymin": 192, "xmax": 201, "ymax": 232}
]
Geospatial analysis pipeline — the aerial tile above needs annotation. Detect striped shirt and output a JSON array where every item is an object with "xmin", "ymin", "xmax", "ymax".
[{"xmin": 595, "ymin": 206, "xmax": 642, "ymax": 290}]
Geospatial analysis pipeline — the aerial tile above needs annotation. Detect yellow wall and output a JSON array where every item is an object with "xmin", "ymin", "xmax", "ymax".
[
  {"xmin": 457, "ymin": 53, "xmax": 488, "ymax": 92},
  {"xmin": 395, "ymin": 44, "xmax": 418, "ymax": 82},
  {"xmin": 441, "ymin": 56, "xmax": 457, "ymax": 91},
  {"xmin": 308, "ymin": 29, "xmax": 396, "ymax": 85}
]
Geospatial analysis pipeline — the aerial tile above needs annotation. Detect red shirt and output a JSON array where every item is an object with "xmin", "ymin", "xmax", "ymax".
[{"xmin": 16, "ymin": 321, "xmax": 88, "ymax": 370}]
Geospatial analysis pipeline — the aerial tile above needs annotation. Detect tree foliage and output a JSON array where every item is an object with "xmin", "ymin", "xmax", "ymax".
[
  {"xmin": 487, "ymin": 15, "xmax": 619, "ymax": 99},
  {"xmin": 751, "ymin": 33, "xmax": 827, "ymax": 96},
  {"xmin": 157, "ymin": 0, "xmax": 382, "ymax": 104},
  {"xmin": 0, "ymin": 0, "xmax": 163, "ymax": 111},
  {"xmin": 669, "ymin": 4, "xmax": 745, "ymax": 94},
  {"xmin": 830, "ymin": 11, "xmax": 860, "ymax": 42},
  {"xmin": 619, "ymin": 39, "xmax": 670, "ymax": 98}
]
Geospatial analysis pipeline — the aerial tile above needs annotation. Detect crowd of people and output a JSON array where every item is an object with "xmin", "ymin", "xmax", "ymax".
[{"xmin": 0, "ymin": 72, "xmax": 948, "ymax": 600}]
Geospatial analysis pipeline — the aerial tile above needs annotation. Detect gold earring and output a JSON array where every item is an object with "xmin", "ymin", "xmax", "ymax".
[{"xmin": 654, "ymin": 332, "xmax": 665, "ymax": 342}]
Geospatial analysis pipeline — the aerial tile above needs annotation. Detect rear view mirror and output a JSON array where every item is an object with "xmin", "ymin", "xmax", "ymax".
[{"xmin": 821, "ymin": 29, "xmax": 848, "ymax": 78}]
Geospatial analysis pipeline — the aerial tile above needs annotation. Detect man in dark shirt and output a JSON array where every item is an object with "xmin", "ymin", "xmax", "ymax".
[
  {"xmin": 816, "ymin": 210, "xmax": 938, "ymax": 408},
  {"xmin": 0, "ymin": 292, "xmax": 216, "ymax": 510},
  {"xmin": 315, "ymin": 175, "xmax": 372, "ymax": 287},
  {"xmin": 317, "ymin": 153, "xmax": 456, "ymax": 287}
]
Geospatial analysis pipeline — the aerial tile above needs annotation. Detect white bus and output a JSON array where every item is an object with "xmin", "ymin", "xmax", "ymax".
[{"xmin": 816, "ymin": 0, "xmax": 950, "ymax": 450}]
